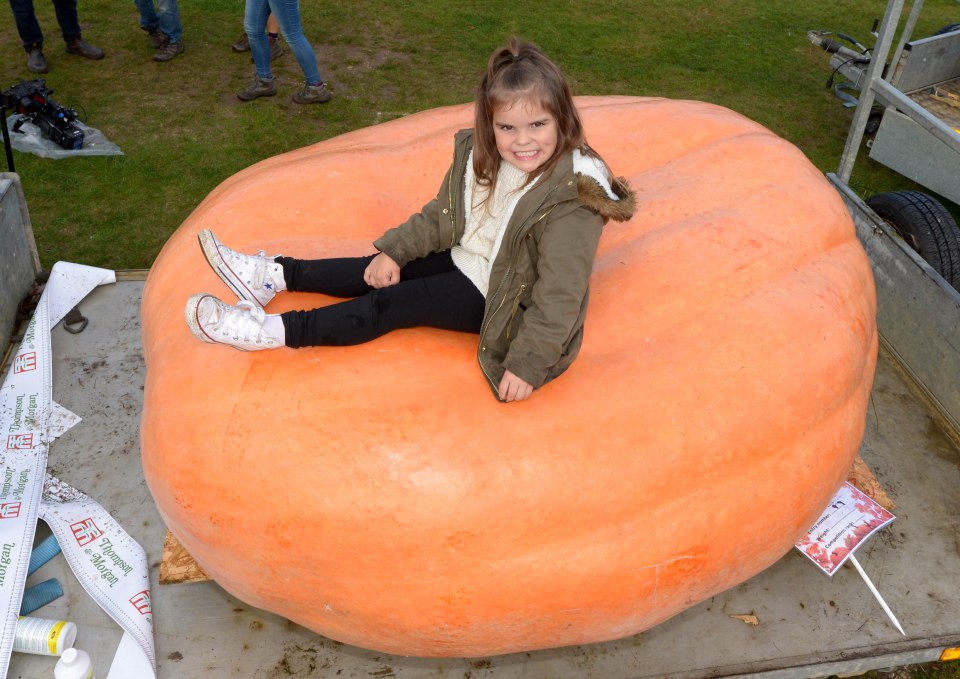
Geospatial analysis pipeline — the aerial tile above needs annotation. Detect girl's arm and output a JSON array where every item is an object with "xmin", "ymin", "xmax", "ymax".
[
  {"xmin": 374, "ymin": 197, "xmax": 446, "ymax": 266},
  {"xmin": 374, "ymin": 136, "xmax": 469, "ymax": 266},
  {"xmin": 502, "ymin": 206, "xmax": 604, "ymax": 387}
]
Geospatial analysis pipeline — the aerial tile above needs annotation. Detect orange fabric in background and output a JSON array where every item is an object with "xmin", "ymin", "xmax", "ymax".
[{"xmin": 140, "ymin": 97, "xmax": 877, "ymax": 657}]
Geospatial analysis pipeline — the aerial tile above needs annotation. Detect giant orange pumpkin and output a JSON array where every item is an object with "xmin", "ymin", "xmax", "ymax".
[{"xmin": 141, "ymin": 97, "xmax": 877, "ymax": 657}]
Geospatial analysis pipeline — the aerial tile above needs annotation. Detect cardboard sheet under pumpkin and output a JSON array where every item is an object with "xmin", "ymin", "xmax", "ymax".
[{"xmin": 140, "ymin": 96, "xmax": 878, "ymax": 657}]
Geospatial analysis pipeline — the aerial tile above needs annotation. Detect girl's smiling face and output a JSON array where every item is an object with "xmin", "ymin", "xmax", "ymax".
[{"xmin": 493, "ymin": 99, "xmax": 558, "ymax": 173}]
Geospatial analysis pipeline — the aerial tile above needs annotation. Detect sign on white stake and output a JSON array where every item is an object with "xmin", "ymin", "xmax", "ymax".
[{"xmin": 796, "ymin": 482, "xmax": 904, "ymax": 635}]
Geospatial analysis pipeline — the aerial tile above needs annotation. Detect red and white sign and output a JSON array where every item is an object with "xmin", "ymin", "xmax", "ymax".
[
  {"xmin": 130, "ymin": 590, "xmax": 152, "ymax": 616},
  {"xmin": 0, "ymin": 504, "xmax": 21, "ymax": 520},
  {"xmin": 796, "ymin": 482, "xmax": 895, "ymax": 576},
  {"xmin": 13, "ymin": 353, "xmax": 36, "ymax": 374},
  {"xmin": 5, "ymin": 434, "xmax": 33, "ymax": 451},
  {"xmin": 70, "ymin": 518, "xmax": 103, "ymax": 547}
]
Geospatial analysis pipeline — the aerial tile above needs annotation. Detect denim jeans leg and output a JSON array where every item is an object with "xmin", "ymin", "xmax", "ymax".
[
  {"xmin": 267, "ymin": 0, "xmax": 323, "ymax": 85},
  {"xmin": 51, "ymin": 0, "xmax": 81, "ymax": 43},
  {"xmin": 155, "ymin": 0, "xmax": 182, "ymax": 42},
  {"xmin": 132, "ymin": 0, "xmax": 159, "ymax": 31},
  {"xmin": 9, "ymin": 0, "xmax": 44, "ymax": 47},
  {"xmin": 244, "ymin": 0, "xmax": 273, "ymax": 80}
]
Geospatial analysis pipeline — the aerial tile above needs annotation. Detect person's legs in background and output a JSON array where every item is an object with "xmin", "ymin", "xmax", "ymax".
[
  {"xmin": 238, "ymin": 0, "xmax": 276, "ymax": 100},
  {"xmin": 133, "ymin": 0, "xmax": 164, "ymax": 46},
  {"xmin": 265, "ymin": 0, "xmax": 331, "ymax": 104},
  {"xmin": 149, "ymin": 0, "xmax": 183, "ymax": 61},
  {"xmin": 9, "ymin": 0, "xmax": 49, "ymax": 71},
  {"xmin": 54, "ymin": 0, "xmax": 104, "ymax": 60}
]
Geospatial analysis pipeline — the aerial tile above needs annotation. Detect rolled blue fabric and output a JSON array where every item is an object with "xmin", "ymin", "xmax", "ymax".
[
  {"xmin": 28, "ymin": 535, "xmax": 61, "ymax": 575},
  {"xmin": 19, "ymin": 578, "xmax": 64, "ymax": 616}
]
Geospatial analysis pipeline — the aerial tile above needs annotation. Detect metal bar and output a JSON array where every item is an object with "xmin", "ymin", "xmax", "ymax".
[
  {"xmin": 0, "ymin": 104, "xmax": 14, "ymax": 174},
  {"xmin": 873, "ymin": 78, "xmax": 960, "ymax": 150},
  {"xmin": 889, "ymin": 0, "xmax": 924, "ymax": 89},
  {"xmin": 838, "ymin": 0, "xmax": 906, "ymax": 182}
]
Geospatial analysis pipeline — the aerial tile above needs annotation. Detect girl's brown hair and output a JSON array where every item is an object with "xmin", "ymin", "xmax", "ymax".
[{"xmin": 474, "ymin": 38, "xmax": 589, "ymax": 188}]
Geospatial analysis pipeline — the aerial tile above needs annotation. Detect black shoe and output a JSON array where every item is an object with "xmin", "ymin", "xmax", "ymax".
[
  {"xmin": 65, "ymin": 36, "xmax": 104, "ymax": 60},
  {"xmin": 153, "ymin": 40, "xmax": 184, "ymax": 62},
  {"xmin": 143, "ymin": 26, "xmax": 169, "ymax": 49},
  {"xmin": 27, "ymin": 47, "xmax": 48, "ymax": 73}
]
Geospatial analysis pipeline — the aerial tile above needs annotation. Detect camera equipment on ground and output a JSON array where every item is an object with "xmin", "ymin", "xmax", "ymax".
[{"xmin": 2, "ymin": 79, "xmax": 84, "ymax": 150}]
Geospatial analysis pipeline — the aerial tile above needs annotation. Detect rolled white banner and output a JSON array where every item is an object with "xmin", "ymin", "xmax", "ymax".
[
  {"xmin": 0, "ymin": 263, "xmax": 154, "ymax": 677},
  {"xmin": 40, "ymin": 475, "xmax": 155, "ymax": 674}
]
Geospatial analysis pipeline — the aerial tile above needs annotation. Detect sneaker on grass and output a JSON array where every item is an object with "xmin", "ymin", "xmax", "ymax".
[
  {"xmin": 237, "ymin": 76, "xmax": 277, "ymax": 101},
  {"xmin": 153, "ymin": 40, "xmax": 183, "ymax": 62},
  {"xmin": 64, "ymin": 36, "xmax": 104, "ymax": 60},
  {"xmin": 26, "ymin": 47, "xmax": 48, "ymax": 73},
  {"xmin": 292, "ymin": 82, "xmax": 332, "ymax": 105},
  {"xmin": 143, "ymin": 26, "xmax": 169, "ymax": 48}
]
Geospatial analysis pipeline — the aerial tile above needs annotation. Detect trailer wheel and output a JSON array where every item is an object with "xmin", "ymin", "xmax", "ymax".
[
  {"xmin": 866, "ymin": 191, "xmax": 960, "ymax": 288},
  {"xmin": 865, "ymin": 107, "xmax": 883, "ymax": 136}
]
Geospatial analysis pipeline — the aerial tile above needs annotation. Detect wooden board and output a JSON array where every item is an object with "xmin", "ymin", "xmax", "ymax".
[{"xmin": 159, "ymin": 529, "xmax": 208, "ymax": 584}]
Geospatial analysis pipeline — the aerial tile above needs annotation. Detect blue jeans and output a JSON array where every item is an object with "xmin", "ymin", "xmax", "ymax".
[
  {"xmin": 132, "ymin": 0, "xmax": 182, "ymax": 43},
  {"xmin": 9, "ymin": 0, "xmax": 80, "ymax": 48},
  {"xmin": 244, "ymin": 0, "xmax": 323, "ymax": 85}
]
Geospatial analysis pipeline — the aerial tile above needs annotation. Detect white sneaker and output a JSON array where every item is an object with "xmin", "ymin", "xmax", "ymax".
[
  {"xmin": 185, "ymin": 294, "xmax": 282, "ymax": 351},
  {"xmin": 198, "ymin": 229, "xmax": 285, "ymax": 308}
]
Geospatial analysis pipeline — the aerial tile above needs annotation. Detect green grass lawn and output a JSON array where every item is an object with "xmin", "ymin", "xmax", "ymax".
[
  {"xmin": 2, "ymin": 0, "xmax": 956, "ymax": 270},
  {"xmin": 2, "ymin": 1, "xmax": 959, "ymax": 675}
]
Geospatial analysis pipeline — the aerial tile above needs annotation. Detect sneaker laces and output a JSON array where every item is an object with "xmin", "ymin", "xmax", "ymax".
[
  {"xmin": 229, "ymin": 248, "xmax": 275, "ymax": 291},
  {"xmin": 219, "ymin": 300, "xmax": 268, "ymax": 342}
]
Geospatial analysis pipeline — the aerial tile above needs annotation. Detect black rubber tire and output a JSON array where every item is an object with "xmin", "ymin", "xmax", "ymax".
[
  {"xmin": 866, "ymin": 190, "xmax": 960, "ymax": 289},
  {"xmin": 864, "ymin": 107, "xmax": 883, "ymax": 136}
]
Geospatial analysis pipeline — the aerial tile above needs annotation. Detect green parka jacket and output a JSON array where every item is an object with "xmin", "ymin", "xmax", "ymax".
[{"xmin": 374, "ymin": 129, "xmax": 636, "ymax": 399}]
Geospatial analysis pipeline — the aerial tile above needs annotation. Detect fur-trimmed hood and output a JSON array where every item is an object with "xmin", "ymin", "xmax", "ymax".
[{"xmin": 573, "ymin": 149, "xmax": 637, "ymax": 223}]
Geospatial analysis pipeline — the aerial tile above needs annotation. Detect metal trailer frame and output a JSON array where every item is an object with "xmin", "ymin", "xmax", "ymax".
[
  {"xmin": 3, "ymin": 15, "xmax": 960, "ymax": 667},
  {"xmin": 817, "ymin": 0, "xmax": 960, "ymax": 205},
  {"xmin": 1, "ymin": 188, "xmax": 959, "ymax": 678},
  {"xmin": 0, "ymin": 173, "xmax": 40, "ymax": 353}
]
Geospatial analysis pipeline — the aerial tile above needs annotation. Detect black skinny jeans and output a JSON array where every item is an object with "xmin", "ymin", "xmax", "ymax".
[{"xmin": 277, "ymin": 251, "xmax": 486, "ymax": 348}]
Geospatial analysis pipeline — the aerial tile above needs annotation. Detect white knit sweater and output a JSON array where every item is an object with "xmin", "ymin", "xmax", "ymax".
[{"xmin": 451, "ymin": 153, "xmax": 538, "ymax": 296}]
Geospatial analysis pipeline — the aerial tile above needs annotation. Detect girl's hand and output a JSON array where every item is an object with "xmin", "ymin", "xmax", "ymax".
[
  {"xmin": 499, "ymin": 370, "xmax": 534, "ymax": 402},
  {"xmin": 364, "ymin": 252, "xmax": 401, "ymax": 288}
]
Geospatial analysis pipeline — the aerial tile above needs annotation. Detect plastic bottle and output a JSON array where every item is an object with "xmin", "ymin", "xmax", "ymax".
[
  {"xmin": 54, "ymin": 647, "xmax": 95, "ymax": 679},
  {"xmin": 12, "ymin": 616, "xmax": 77, "ymax": 656}
]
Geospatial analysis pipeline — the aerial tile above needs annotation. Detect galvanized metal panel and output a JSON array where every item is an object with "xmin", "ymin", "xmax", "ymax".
[
  {"xmin": 0, "ymin": 173, "xmax": 40, "ymax": 348},
  {"xmin": 894, "ymin": 29, "xmax": 960, "ymax": 92},
  {"xmin": 868, "ymin": 108, "xmax": 960, "ymax": 204},
  {"xmin": 830, "ymin": 174, "xmax": 960, "ymax": 433},
  {"xmin": 5, "ymin": 275, "xmax": 960, "ymax": 679}
]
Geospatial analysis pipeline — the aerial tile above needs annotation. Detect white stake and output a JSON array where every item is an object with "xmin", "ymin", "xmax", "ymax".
[{"xmin": 849, "ymin": 554, "xmax": 905, "ymax": 636}]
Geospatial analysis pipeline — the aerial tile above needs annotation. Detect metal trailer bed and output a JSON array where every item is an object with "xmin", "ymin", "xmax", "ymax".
[
  {"xmin": 812, "ymin": 0, "xmax": 960, "ymax": 205},
  {"xmin": 2, "ymin": 172, "xmax": 960, "ymax": 678}
]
